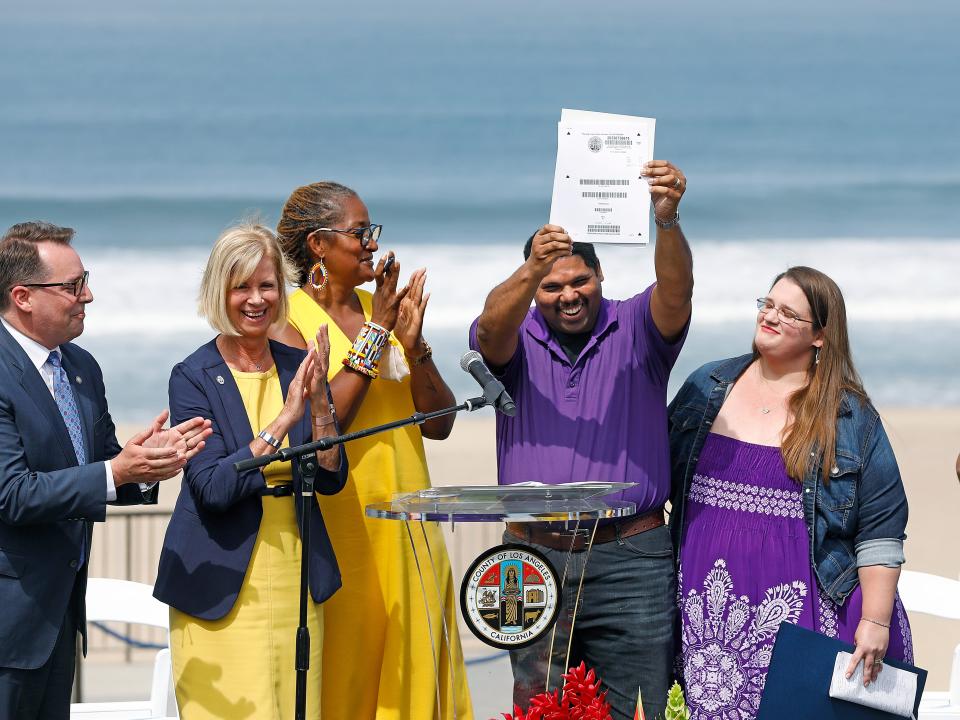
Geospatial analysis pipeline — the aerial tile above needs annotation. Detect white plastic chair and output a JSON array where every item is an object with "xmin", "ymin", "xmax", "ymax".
[
  {"xmin": 899, "ymin": 570, "xmax": 960, "ymax": 719},
  {"xmin": 70, "ymin": 578, "xmax": 176, "ymax": 720}
]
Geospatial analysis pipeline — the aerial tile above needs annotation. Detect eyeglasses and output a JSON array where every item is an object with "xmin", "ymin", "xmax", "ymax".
[
  {"xmin": 315, "ymin": 224, "xmax": 382, "ymax": 249},
  {"xmin": 756, "ymin": 297, "xmax": 812, "ymax": 326},
  {"xmin": 23, "ymin": 270, "xmax": 90, "ymax": 297}
]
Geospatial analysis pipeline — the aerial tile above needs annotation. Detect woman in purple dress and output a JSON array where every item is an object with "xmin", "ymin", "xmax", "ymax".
[{"xmin": 668, "ymin": 266, "xmax": 912, "ymax": 719}]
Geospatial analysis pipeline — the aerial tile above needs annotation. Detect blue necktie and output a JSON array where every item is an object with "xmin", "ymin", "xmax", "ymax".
[
  {"xmin": 47, "ymin": 351, "xmax": 86, "ymax": 466},
  {"xmin": 47, "ymin": 351, "xmax": 87, "ymax": 565}
]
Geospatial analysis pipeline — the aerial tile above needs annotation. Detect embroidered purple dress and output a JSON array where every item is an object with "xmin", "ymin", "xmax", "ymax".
[{"xmin": 678, "ymin": 433, "xmax": 913, "ymax": 720}]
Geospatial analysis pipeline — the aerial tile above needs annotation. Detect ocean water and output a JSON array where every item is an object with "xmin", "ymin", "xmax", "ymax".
[{"xmin": 1, "ymin": 0, "xmax": 958, "ymax": 419}]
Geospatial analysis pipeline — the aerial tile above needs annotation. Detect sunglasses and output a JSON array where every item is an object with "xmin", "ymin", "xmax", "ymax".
[{"xmin": 315, "ymin": 224, "xmax": 383, "ymax": 250}]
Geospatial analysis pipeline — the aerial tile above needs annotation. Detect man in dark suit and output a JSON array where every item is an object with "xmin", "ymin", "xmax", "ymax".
[{"xmin": 0, "ymin": 221, "xmax": 212, "ymax": 719}]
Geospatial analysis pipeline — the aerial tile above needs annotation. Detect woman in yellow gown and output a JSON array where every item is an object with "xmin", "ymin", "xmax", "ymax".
[
  {"xmin": 155, "ymin": 224, "xmax": 346, "ymax": 719},
  {"xmin": 274, "ymin": 182, "xmax": 473, "ymax": 719}
]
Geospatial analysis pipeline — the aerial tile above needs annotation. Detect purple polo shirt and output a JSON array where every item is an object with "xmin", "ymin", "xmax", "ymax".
[{"xmin": 469, "ymin": 284, "xmax": 686, "ymax": 514}]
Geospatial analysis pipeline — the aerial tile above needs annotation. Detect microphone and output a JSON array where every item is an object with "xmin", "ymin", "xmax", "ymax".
[{"xmin": 460, "ymin": 351, "xmax": 517, "ymax": 417}]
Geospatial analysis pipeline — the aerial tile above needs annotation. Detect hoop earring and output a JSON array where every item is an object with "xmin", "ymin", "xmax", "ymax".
[
  {"xmin": 309, "ymin": 258, "xmax": 328, "ymax": 292},
  {"xmin": 814, "ymin": 347, "xmax": 821, "ymax": 366}
]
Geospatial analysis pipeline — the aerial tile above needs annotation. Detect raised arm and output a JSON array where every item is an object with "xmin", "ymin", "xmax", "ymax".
[
  {"xmin": 392, "ymin": 268, "xmax": 456, "ymax": 439},
  {"xmin": 271, "ymin": 255, "xmax": 407, "ymax": 432},
  {"xmin": 270, "ymin": 320, "xmax": 376, "ymax": 432},
  {"xmin": 645, "ymin": 160, "xmax": 693, "ymax": 342},
  {"xmin": 476, "ymin": 225, "xmax": 572, "ymax": 367},
  {"xmin": 305, "ymin": 324, "xmax": 348, "ymax": 491}
]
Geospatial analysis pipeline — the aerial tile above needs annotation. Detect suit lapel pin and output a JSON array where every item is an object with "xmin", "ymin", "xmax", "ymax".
[
  {"xmin": 75, "ymin": 376, "xmax": 82, "ymax": 384},
  {"xmin": 216, "ymin": 375, "xmax": 225, "ymax": 385}
]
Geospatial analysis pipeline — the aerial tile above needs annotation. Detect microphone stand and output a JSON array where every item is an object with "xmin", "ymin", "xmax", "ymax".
[{"xmin": 233, "ymin": 395, "xmax": 492, "ymax": 720}]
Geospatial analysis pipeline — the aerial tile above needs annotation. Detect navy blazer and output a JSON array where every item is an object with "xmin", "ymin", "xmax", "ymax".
[
  {"xmin": 0, "ymin": 322, "xmax": 157, "ymax": 670},
  {"xmin": 154, "ymin": 338, "xmax": 346, "ymax": 620}
]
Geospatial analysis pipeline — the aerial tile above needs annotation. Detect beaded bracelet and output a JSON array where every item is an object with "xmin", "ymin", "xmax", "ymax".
[{"xmin": 343, "ymin": 321, "xmax": 389, "ymax": 379}]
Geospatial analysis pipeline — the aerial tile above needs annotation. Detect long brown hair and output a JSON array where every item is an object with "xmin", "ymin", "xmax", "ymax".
[
  {"xmin": 755, "ymin": 266, "xmax": 869, "ymax": 482},
  {"xmin": 276, "ymin": 181, "xmax": 358, "ymax": 286}
]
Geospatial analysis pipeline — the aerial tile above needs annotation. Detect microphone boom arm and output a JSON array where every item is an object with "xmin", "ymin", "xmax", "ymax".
[
  {"xmin": 230, "ymin": 378, "xmax": 492, "ymax": 719},
  {"xmin": 234, "ymin": 395, "xmax": 491, "ymax": 472}
]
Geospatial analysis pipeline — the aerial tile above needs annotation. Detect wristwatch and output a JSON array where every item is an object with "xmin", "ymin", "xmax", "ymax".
[
  {"xmin": 257, "ymin": 430, "xmax": 282, "ymax": 449},
  {"xmin": 654, "ymin": 211, "xmax": 681, "ymax": 230}
]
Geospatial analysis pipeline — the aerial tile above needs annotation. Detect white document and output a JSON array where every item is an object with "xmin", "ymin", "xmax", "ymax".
[
  {"xmin": 549, "ymin": 109, "xmax": 656, "ymax": 245},
  {"xmin": 828, "ymin": 651, "xmax": 917, "ymax": 718}
]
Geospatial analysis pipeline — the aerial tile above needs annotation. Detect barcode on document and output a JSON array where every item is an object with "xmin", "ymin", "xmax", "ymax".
[
  {"xmin": 605, "ymin": 136, "xmax": 633, "ymax": 147},
  {"xmin": 579, "ymin": 179, "xmax": 630, "ymax": 186},
  {"xmin": 581, "ymin": 191, "xmax": 628, "ymax": 199},
  {"xmin": 587, "ymin": 225, "xmax": 621, "ymax": 234}
]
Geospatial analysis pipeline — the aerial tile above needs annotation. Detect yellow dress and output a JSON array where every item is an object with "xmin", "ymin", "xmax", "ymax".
[
  {"xmin": 288, "ymin": 288, "xmax": 473, "ymax": 720},
  {"xmin": 169, "ymin": 367, "xmax": 324, "ymax": 720}
]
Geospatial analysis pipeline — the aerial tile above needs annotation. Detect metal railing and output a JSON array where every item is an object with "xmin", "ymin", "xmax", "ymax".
[{"xmin": 79, "ymin": 505, "xmax": 503, "ymax": 660}]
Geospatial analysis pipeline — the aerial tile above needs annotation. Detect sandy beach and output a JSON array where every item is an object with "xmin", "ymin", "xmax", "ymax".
[{"xmin": 107, "ymin": 407, "xmax": 960, "ymax": 691}]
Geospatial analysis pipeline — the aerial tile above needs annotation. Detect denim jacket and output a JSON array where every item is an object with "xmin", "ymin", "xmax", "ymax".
[{"xmin": 667, "ymin": 354, "xmax": 908, "ymax": 605}]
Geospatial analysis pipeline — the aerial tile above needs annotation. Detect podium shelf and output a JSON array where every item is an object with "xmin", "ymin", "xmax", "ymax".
[{"xmin": 365, "ymin": 498, "xmax": 637, "ymax": 523}]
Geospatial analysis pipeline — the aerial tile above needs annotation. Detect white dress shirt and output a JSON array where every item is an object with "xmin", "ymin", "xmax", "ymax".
[{"xmin": 1, "ymin": 317, "xmax": 118, "ymax": 501}]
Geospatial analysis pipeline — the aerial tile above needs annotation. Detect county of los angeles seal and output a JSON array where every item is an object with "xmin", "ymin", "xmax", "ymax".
[{"xmin": 460, "ymin": 544, "xmax": 561, "ymax": 650}]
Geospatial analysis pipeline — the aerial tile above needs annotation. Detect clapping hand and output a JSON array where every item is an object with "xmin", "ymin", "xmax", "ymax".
[
  {"xmin": 394, "ymin": 268, "xmax": 430, "ymax": 356},
  {"xmin": 371, "ymin": 251, "xmax": 409, "ymax": 331},
  {"xmin": 113, "ymin": 410, "xmax": 212, "ymax": 486},
  {"xmin": 280, "ymin": 351, "xmax": 316, "ymax": 425},
  {"xmin": 258, "ymin": 341, "xmax": 332, "ymax": 456},
  {"xmin": 144, "ymin": 410, "xmax": 212, "ymax": 458}
]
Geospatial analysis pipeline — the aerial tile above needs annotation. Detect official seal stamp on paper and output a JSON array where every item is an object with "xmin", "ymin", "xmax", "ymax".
[{"xmin": 460, "ymin": 543, "xmax": 560, "ymax": 650}]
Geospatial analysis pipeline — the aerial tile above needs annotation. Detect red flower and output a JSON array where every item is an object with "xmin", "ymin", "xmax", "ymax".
[{"xmin": 495, "ymin": 663, "xmax": 612, "ymax": 720}]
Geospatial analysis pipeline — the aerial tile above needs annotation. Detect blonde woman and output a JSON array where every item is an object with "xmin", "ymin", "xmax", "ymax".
[
  {"xmin": 273, "ymin": 183, "xmax": 472, "ymax": 719},
  {"xmin": 154, "ymin": 223, "xmax": 345, "ymax": 719}
]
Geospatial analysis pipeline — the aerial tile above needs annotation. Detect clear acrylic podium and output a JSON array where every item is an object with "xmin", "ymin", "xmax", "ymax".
[{"xmin": 365, "ymin": 482, "xmax": 636, "ymax": 719}]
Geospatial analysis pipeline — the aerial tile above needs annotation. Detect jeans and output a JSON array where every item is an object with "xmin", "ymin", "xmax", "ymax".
[{"xmin": 504, "ymin": 523, "xmax": 676, "ymax": 720}]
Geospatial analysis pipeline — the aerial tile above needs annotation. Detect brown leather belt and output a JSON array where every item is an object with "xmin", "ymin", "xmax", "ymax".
[{"xmin": 506, "ymin": 507, "xmax": 665, "ymax": 552}]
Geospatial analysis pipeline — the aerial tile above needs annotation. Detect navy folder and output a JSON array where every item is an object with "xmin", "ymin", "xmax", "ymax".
[{"xmin": 756, "ymin": 623, "xmax": 926, "ymax": 719}]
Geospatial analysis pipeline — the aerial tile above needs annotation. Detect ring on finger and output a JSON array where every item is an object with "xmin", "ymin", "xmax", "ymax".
[
  {"xmin": 872, "ymin": 660, "xmax": 884, "ymax": 666},
  {"xmin": 673, "ymin": 177, "xmax": 683, "ymax": 190}
]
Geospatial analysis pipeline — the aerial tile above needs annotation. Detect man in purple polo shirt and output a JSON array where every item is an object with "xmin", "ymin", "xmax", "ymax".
[{"xmin": 469, "ymin": 159, "xmax": 692, "ymax": 720}]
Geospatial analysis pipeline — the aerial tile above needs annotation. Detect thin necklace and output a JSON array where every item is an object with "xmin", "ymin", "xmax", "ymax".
[
  {"xmin": 755, "ymin": 362, "xmax": 779, "ymax": 415},
  {"xmin": 233, "ymin": 342, "xmax": 270, "ymax": 372}
]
